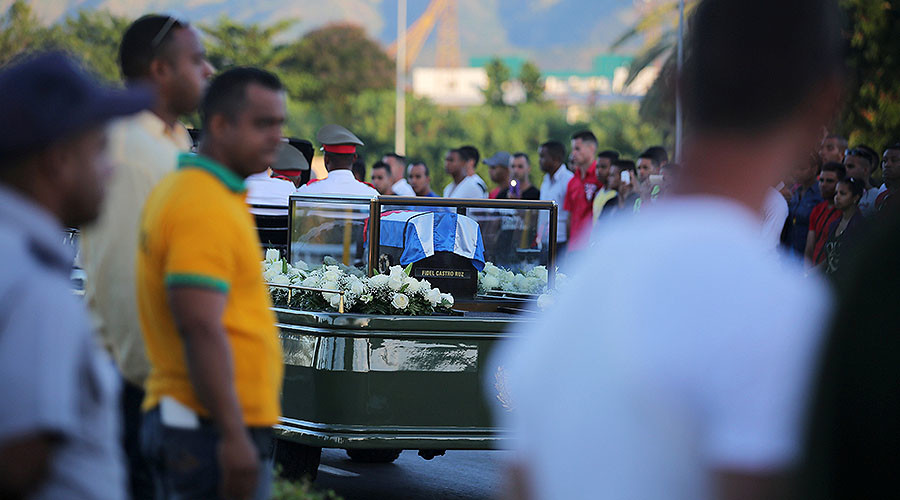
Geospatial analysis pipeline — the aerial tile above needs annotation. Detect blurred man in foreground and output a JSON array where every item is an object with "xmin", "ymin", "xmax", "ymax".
[
  {"xmin": 137, "ymin": 68, "xmax": 286, "ymax": 500},
  {"xmin": 0, "ymin": 52, "xmax": 151, "ymax": 500},
  {"xmin": 493, "ymin": 1, "xmax": 844, "ymax": 499},
  {"xmin": 78, "ymin": 19, "xmax": 214, "ymax": 495}
]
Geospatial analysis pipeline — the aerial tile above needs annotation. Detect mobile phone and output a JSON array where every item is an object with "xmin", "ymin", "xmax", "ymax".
[
  {"xmin": 649, "ymin": 174, "xmax": 664, "ymax": 185},
  {"xmin": 620, "ymin": 171, "xmax": 631, "ymax": 183}
]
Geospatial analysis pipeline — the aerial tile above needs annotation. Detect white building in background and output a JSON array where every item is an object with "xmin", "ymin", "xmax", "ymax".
[{"xmin": 411, "ymin": 54, "xmax": 660, "ymax": 123}]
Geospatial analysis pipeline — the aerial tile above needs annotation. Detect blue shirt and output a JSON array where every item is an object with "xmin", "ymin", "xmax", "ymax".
[
  {"xmin": 0, "ymin": 184, "xmax": 124, "ymax": 500},
  {"xmin": 785, "ymin": 183, "xmax": 823, "ymax": 256},
  {"xmin": 424, "ymin": 191, "xmax": 438, "ymax": 197}
]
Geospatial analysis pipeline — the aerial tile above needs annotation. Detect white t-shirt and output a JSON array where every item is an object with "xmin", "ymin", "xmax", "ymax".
[
  {"xmin": 245, "ymin": 171, "xmax": 296, "ymax": 215},
  {"xmin": 492, "ymin": 196, "xmax": 829, "ymax": 500},
  {"xmin": 295, "ymin": 169, "xmax": 379, "ymax": 197},
  {"xmin": 761, "ymin": 187, "xmax": 789, "ymax": 252},
  {"xmin": 539, "ymin": 165, "xmax": 575, "ymax": 243},
  {"xmin": 858, "ymin": 184, "xmax": 887, "ymax": 217},
  {"xmin": 392, "ymin": 178, "xmax": 416, "ymax": 197},
  {"xmin": 443, "ymin": 174, "xmax": 488, "ymax": 199}
]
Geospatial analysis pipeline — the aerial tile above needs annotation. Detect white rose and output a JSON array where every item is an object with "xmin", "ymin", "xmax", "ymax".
[
  {"xmin": 404, "ymin": 279, "xmax": 422, "ymax": 294},
  {"xmin": 270, "ymin": 274, "xmax": 290, "ymax": 285},
  {"xmin": 389, "ymin": 265, "xmax": 406, "ymax": 280},
  {"xmin": 531, "ymin": 266, "xmax": 548, "ymax": 282},
  {"xmin": 485, "ymin": 263, "xmax": 501, "ymax": 277},
  {"xmin": 388, "ymin": 276, "xmax": 404, "ymax": 291},
  {"xmin": 263, "ymin": 268, "xmax": 280, "ymax": 283},
  {"xmin": 513, "ymin": 274, "xmax": 529, "ymax": 291},
  {"xmin": 481, "ymin": 275, "xmax": 500, "ymax": 290},
  {"xmin": 440, "ymin": 293, "xmax": 454, "ymax": 307},
  {"xmin": 391, "ymin": 293, "xmax": 409, "ymax": 310},
  {"xmin": 420, "ymin": 279, "xmax": 432, "ymax": 291},
  {"xmin": 323, "ymin": 270, "xmax": 340, "ymax": 282},
  {"xmin": 301, "ymin": 276, "xmax": 320, "ymax": 288},
  {"xmin": 326, "ymin": 265, "xmax": 340, "ymax": 272},
  {"xmin": 265, "ymin": 248, "xmax": 280, "ymax": 262},
  {"xmin": 322, "ymin": 279, "xmax": 339, "ymax": 291},
  {"xmin": 349, "ymin": 280, "xmax": 365, "ymax": 296},
  {"xmin": 537, "ymin": 293, "xmax": 554, "ymax": 310},
  {"xmin": 327, "ymin": 293, "xmax": 343, "ymax": 309},
  {"xmin": 426, "ymin": 288, "xmax": 442, "ymax": 306},
  {"xmin": 369, "ymin": 274, "xmax": 390, "ymax": 287},
  {"xmin": 293, "ymin": 260, "xmax": 309, "ymax": 271}
]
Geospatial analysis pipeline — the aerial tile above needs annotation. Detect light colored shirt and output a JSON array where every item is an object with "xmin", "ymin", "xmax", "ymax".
[
  {"xmin": 442, "ymin": 174, "xmax": 488, "ymax": 199},
  {"xmin": 761, "ymin": 186, "xmax": 789, "ymax": 252},
  {"xmin": 539, "ymin": 164, "xmax": 575, "ymax": 244},
  {"xmin": 392, "ymin": 178, "xmax": 416, "ymax": 197},
  {"xmin": 0, "ymin": 185, "xmax": 125, "ymax": 500},
  {"xmin": 246, "ymin": 170, "xmax": 295, "ymax": 216},
  {"xmin": 137, "ymin": 154, "xmax": 283, "ymax": 426},
  {"xmin": 79, "ymin": 111, "xmax": 191, "ymax": 386},
  {"xmin": 493, "ymin": 196, "xmax": 829, "ymax": 500},
  {"xmin": 858, "ymin": 184, "xmax": 887, "ymax": 217},
  {"xmin": 296, "ymin": 169, "xmax": 379, "ymax": 197}
]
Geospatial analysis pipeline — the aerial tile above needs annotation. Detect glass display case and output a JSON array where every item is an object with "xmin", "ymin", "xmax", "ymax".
[{"xmin": 286, "ymin": 195, "xmax": 559, "ymax": 303}]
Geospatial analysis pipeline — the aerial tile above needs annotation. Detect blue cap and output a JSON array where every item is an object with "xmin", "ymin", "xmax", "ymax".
[{"xmin": 0, "ymin": 51, "xmax": 153, "ymax": 156}]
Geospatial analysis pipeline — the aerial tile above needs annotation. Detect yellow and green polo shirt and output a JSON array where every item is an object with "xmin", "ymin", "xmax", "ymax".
[{"xmin": 136, "ymin": 153, "xmax": 283, "ymax": 426}]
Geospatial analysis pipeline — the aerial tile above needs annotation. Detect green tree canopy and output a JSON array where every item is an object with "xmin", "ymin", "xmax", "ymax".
[
  {"xmin": 482, "ymin": 57, "xmax": 511, "ymax": 107},
  {"xmin": 518, "ymin": 60, "xmax": 544, "ymax": 104}
]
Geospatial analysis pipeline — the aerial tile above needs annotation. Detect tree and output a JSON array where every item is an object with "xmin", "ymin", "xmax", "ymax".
[
  {"xmin": 0, "ymin": 1, "xmax": 60, "ymax": 65},
  {"xmin": 285, "ymin": 23, "xmax": 394, "ymax": 122},
  {"xmin": 60, "ymin": 10, "xmax": 129, "ymax": 82},
  {"xmin": 482, "ymin": 57, "xmax": 510, "ymax": 107},
  {"xmin": 201, "ymin": 16, "xmax": 296, "ymax": 71},
  {"xmin": 518, "ymin": 61, "xmax": 544, "ymax": 103},
  {"xmin": 839, "ymin": 0, "xmax": 900, "ymax": 150}
]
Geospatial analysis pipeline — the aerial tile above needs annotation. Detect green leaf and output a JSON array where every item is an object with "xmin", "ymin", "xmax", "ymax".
[{"xmin": 403, "ymin": 263, "xmax": 413, "ymax": 276}]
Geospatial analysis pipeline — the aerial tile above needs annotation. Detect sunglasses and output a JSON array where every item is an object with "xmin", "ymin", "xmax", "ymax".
[
  {"xmin": 151, "ymin": 14, "xmax": 187, "ymax": 49},
  {"xmin": 844, "ymin": 148, "xmax": 875, "ymax": 164}
]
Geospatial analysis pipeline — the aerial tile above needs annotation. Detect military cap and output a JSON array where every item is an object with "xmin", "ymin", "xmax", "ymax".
[
  {"xmin": 272, "ymin": 139, "xmax": 310, "ymax": 175},
  {"xmin": 316, "ymin": 124, "xmax": 364, "ymax": 154}
]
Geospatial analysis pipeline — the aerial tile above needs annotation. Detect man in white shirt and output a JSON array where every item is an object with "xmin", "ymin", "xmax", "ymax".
[
  {"xmin": 246, "ymin": 168, "xmax": 295, "ymax": 215},
  {"xmin": 493, "ymin": 1, "xmax": 845, "ymax": 499},
  {"xmin": 77, "ymin": 16, "xmax": 213, "ymax": 499},
  {"xmin": 382, "ymin": 152, "xmax": 416, "ymax": 196},
  {"xmin": 537, "ymin": 140, "xmax": 574, "ymax": 253},
  {"xmin": 442, "ymin": 148, "xmax": 488, "ymax": 198},
  {"xmin": 296, "ymin": 124, "xmax": 378, "ymax": 197},
  {"xmin": 761, "ymin": 185, "xmax": 789, "ymax": 252}
]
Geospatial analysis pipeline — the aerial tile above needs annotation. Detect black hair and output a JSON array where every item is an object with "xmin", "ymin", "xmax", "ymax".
[
  {"xmin": 200, "ymin": 67, "xmax": 283, "ymax": 129},
  {"xmin": 614, "ymin": 159, "xmax": 636, "ymax": 172},
  {"xmin": 458, "ymin": 145, "xmax": 480, "ymax": 165},
  {"xmin": 638, "ymin": 148, "xmax": 662, "ymax": 168},
  {"xmin": 119, "ymin": 15, "xmax": 189, "ymax": 81},
  {"xmin": 351, "ymin": 157, "xmax": 367, "ymax": 180},
  {"xmin": 661, "ymin": 162, "xmax": 681, "ymax": 175},
  {"xmin": 371, "ymin": 160, "xmax": 392, "ymax": 177},
  {"xmin": 840, "ymin": 176, "xmax": 866, "ymax": 199},
  {"xmin": 383, "ymin": 152, "xmax": 406, "ymax": 164},
  {"xmin": 539, "ymin": 141, "xmax": 566, "ymax": 163},
  {"xmin": 571, "ymin": 130, "xmax": 598, "ymax": 147},
  {"xmin": 822, "ymin": 161, "xmax": 847, "ymax": 180},
  {"xmin": 681, "ymin": 0, "xmax": 844, "ymax": 133},
  {"xmin": 512, "ymin": 152, "xmax": 530, "ymax": 165},
  {"xmin": 846, "ymin": 145, "xmax": 878, "ymax": 169},
  {"xmin": 407, "ymin": 161, "xmax": 429, "ymax": 177},
  {"xmin": 598, "ymin": 150, "xmax": 620, "ymax": 161},
  {"xmin": 324, "ymin": 152, "xmax": 355, "ymax": 169}
]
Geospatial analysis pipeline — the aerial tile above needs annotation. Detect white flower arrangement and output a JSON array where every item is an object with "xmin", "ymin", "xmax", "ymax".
[
  {"xmin": 262, "ymin": 250, "xmax": 454, "ymax": 316},
  {"xmin": 476, "ymin": 262, "xmax": 566, "ymax": 296}
]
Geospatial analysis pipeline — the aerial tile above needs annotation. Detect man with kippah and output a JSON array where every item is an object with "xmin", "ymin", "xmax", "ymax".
[
  {"xmin": 0, "ymin": 52, "xmax": 151, "ymax": 500},
  {"xmin": 296, "ymin": 124, "xmax": 378, "ymax": 196}
]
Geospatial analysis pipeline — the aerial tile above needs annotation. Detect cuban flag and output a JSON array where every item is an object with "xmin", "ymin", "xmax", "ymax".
[{"xmin": 379, "ymin": 211, "xmax": 486, "ymax": 271}]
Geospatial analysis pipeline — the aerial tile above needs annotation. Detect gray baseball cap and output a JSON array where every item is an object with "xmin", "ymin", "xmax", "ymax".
[{"xmin": 483, "ymin": 151, "xmax": 512, "ymax": 168}]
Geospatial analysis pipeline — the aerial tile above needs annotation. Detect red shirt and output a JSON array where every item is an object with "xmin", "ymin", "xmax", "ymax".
[
  {"xmin": 489, "ymin": 186, "xmax": 502, "ymax": 199},
  {"xmin": 564, "ymin": 161, "xmax": 602, "ymax": 249},
  {"xmin": 809, "ymin": 201, "xmax": 841, "ymax": 264}
]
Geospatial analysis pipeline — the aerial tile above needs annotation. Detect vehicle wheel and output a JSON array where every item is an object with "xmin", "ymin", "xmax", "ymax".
[
  {"xmin": 275, "ymin": 439, "xmax": 322, "ymax": 481},
  {"xmin": 345, "ymin": 448, "xmax": 402, "ymax": 463}
]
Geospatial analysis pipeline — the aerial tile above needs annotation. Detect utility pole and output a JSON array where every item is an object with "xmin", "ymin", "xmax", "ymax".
[
  {"xmin": 395, "ymin": 0, "xmax": 407, "ymax": 155},
  {"xmin": 675, "ymin": 0, "xmax": 685, "ymax": 163}
]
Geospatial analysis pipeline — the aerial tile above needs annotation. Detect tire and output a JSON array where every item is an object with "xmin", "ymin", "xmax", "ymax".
[
  {"xmin": 345, "ymin": 448, "xmax": 402, "ymax": 463},
  {"xmin": 275, "ymin": 439, "xmax": 322, "ymax": 481}
]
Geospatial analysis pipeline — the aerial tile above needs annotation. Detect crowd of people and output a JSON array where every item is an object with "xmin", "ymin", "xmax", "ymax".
[{"xmin": 1, "ymin": 1, "xmax": 899, "ymax": 500}]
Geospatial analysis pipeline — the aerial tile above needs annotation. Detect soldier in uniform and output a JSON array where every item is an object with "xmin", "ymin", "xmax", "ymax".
[{"xmin": 296, "ymin": 124, "xmax": 378, "ymax": 196}]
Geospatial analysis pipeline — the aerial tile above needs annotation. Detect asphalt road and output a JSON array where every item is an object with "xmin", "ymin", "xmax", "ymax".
[{"xmin": 314, "ymin": 449, "xmax": 512, "ymax": 500}]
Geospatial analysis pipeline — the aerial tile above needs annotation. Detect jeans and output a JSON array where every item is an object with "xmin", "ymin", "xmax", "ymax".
[
  {"xmin": 141, "ymin": 408, "xmax": 274, "ymax": 500},
  {"xmin": 122, "ymin": 379, "xmax": 154, "ymax": 500}
]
